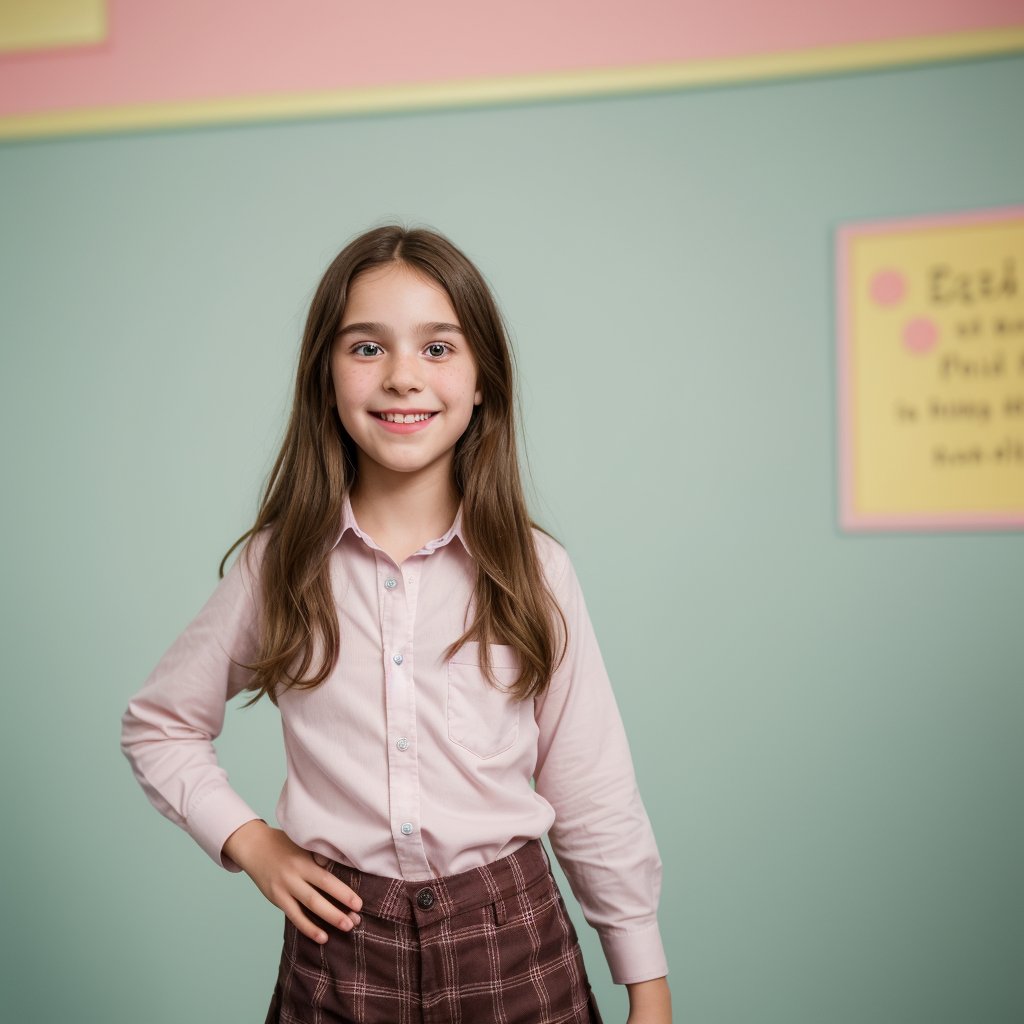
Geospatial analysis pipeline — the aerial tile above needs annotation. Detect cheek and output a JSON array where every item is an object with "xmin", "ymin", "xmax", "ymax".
[
  {"xmin": 332, "ymin": 364, "xmax": 372, "ymax": 402},
  {"xmin": 436, "ymin": 364, "xmax": 479, "ymax": 404}
]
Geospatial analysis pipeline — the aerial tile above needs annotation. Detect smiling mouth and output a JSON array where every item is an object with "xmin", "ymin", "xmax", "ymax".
[{"xmin": 373, "ymin": 411, "xmax": 438, "ymax": 423}]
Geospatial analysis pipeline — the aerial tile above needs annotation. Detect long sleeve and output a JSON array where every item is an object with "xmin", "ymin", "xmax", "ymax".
[
  {"xmin": 120, "ymin": 535, "xmax": 267, "ymax": 872},
  {"xmin": 533, "ymin": 548, "xmax": 668, "ymax": 985}
]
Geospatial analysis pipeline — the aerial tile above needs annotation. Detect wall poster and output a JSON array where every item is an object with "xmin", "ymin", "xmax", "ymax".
[{"xmin": 837, "ymin": 205, "xmax": 1024, "ymax": 531}]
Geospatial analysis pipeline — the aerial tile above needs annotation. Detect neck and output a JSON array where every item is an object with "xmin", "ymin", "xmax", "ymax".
[{"xmin": 349, "ymin": 459, "xmax": 460, "ymax": 544}]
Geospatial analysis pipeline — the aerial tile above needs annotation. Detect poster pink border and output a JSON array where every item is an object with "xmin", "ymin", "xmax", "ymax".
[{"xmin": 836, "ymin": 203, "xmax": 1024, "ymax": 533}]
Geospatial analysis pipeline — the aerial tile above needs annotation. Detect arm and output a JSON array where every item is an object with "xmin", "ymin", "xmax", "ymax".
[
  {"xmin": 626, "ymin": 977, "xmax": 672, "ymax": 1023},
  {"xmin": 533, "ymin": 546, "xmax": 670, "ymax": 993},
  {"xmin": 119, "ymin": 534, "xmax": 267, "ymax": 872},
  {"xmin": 122, "ymin": 535, "xmax": 366, "ymax": 945}
]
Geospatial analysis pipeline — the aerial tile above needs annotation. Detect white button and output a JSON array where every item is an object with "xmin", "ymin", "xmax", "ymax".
[
  {"xmin": 393, "ymin": 653, "xmax": 404, "ymax": 665},
  {"xmin": 400, "ymin": 822, "xmax": 413, "ymax": 835},
  {"xmin": 384, "ymin": 577, "xmax": 397, "ymax": 590},
  {"xmin": 396, "ymin": 737, "xmax": 410, "ymax": 751}
]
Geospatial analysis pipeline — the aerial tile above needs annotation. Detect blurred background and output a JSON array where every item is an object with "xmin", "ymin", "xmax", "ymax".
[{"xmin": 1, "ymin": 2, "xmax": 1022, "ymax": 1021}]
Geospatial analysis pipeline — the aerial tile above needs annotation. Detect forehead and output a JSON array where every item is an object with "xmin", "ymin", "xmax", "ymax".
[{"xmin": 341, "ymin": 263, "xmax": 458, "ymax": 325}]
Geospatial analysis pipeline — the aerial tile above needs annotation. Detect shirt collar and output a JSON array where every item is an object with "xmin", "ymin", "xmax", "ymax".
[{"xmin": 333, "ymin": 490, "xmax": 466, "ymax": 554}]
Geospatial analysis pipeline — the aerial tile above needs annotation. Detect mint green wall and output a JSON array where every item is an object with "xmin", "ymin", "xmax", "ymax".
[{"xmin": 2, "ymin": 52, "xmax": 1021, "ymax": 1023}]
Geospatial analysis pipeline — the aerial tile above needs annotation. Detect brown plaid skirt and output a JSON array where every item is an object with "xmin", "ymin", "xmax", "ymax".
[{"xmin": 264, "ymin": 837, "xmax": 604, "ymax": 1024}]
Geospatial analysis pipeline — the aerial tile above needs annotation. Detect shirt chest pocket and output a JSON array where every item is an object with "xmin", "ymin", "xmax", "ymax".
[{"xmin": 447, "ymin": 642, "xmax": 522, "ymax": 759}]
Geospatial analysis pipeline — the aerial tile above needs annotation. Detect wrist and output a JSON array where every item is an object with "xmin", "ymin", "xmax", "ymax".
[
  {"xmin": 222, "ymin": 818, "xmax": 269, "ymax": 870},
  {"xmin": 626, "ymin": 975, "xmax": 671, "ymax": 1011}
]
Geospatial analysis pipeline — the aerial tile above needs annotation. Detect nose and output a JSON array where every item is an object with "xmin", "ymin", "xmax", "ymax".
[{"xmin": 383, "ymin": 350, "xmax": 423, "ymax": 395}]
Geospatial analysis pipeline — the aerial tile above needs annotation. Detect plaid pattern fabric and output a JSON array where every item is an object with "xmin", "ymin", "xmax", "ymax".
[{"xmin": 264, "ymin": 838, "xmax": 604, "ymax": 1024}]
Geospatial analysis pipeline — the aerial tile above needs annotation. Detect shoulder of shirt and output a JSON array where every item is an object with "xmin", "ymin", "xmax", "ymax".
[
  {"xmin": 529, "ymin": 524, "xmax": 573, "ymax": 590},
  {"xmin": 235, "ymin": 525, "xmax": 271, "ymax": 563},
  {"xmin": 224, "ymin": 525, "xmax": 272, "ymax": 596}
]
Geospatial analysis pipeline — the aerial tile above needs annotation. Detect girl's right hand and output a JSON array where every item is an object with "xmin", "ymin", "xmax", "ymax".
[{"xmin": 222, "ymin": 820, "xmax": 363, "ymax": 944}]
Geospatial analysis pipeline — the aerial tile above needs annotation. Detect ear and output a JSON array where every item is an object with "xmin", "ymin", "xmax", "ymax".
[{"xmin": 474, "ymin": 389, "xmax": 483, "ymax": 405}]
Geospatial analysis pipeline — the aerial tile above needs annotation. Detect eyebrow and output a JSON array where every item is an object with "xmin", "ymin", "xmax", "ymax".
[{"xmin": 335, "ymin": 321, "xmax": 464, "ymax": 338}]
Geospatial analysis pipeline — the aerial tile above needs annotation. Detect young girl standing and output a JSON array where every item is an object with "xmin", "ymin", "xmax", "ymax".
[{"xmin": 121, "ymin": 225, "xmax": 671, "ymax": 1024}]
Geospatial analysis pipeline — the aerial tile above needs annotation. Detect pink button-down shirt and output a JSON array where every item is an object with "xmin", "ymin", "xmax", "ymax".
[{"xmin": 120, "ymin": 494, "xmax": 667, "ymax": 984}]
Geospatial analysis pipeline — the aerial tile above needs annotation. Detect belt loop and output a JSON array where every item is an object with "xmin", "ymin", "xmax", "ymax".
[
  {"xmin": 537, "ymin": 838, "xmax": 551, "ymax": 871},
  {"xmin": 491, "ymin": 896, "xmax": 507, "ymax": 926},
  {"xmin": 312, "ymin": 852, "xmax": 335, "ymax": 873}
]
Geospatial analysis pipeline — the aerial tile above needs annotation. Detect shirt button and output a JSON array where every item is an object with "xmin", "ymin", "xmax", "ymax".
[
  {"xmin": 400, "ymin": 822, "xmax": 414, "ymax": 835},
  {"xmin": 384, "ymin": 577, "xmax": 397, "ymax": 590},
  {"xmin": 396, "ymin": 737, "xmax": 410, "ymax": 751},
  {"xmin": 415, "ymin": 887, "xmax": 436, "ymax": 910},
  {"xmin": 393, "ymin": 653, "xmax": 404, "ymax": 665}
]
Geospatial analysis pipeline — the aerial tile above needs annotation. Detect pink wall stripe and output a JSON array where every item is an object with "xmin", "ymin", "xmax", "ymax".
[{"xmin": 2, "ymin": 0, "xmax": 1023, "ymax": 118}]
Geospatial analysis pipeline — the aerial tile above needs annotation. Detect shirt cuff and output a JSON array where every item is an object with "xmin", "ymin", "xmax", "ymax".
[
  {"xmin": 187, "ymin": 784, "xmax": 264, "ymax": 873},
  {"xmin": 598, "ymin": 921, "xmax": 669, "ymax": 985}
]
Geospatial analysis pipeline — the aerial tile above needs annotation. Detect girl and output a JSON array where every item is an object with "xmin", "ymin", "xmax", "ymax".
[{"xmin": 121, "ymin": 225, "xmax": 671, "ymax": 1024}]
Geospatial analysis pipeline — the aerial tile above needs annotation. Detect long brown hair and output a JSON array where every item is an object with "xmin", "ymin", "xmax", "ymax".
[{"xmin": 222, "ymin": 224, "xmax": 567, "ymax": 709}]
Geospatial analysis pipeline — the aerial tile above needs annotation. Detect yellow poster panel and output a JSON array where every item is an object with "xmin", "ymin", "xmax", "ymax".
[
  {"xmin": 0, "ymin": 0, "xmax": 106, "ymax": 53},
  {"xmin": 838, "ymin": 206, "xmax": 1024, "ymax": 531}
]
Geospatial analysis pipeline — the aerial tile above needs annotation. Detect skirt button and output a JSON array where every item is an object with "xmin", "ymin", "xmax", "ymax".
[{"xmin": 415, "ymin": 887, "xmax": 436, "ymax": 909}]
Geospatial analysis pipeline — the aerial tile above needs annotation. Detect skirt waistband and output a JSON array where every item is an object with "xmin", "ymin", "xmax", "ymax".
[{"xmin": 323, "ymin": 838, "xmax": 552, "ymax": 925}]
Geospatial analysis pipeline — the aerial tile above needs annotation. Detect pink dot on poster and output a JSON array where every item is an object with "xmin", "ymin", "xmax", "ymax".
[
  {"xmin": 903, "ymin": 317, "xmax": 938, "ymax": 354},
  {"xmin": 870, "ymin": 269, "xmax": 906, "ymax": 306}
]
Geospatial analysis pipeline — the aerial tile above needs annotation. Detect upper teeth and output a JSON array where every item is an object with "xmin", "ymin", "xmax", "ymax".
[{"xmin": 378, "ymin": 412, "xmax": 433, "ymax": 423}]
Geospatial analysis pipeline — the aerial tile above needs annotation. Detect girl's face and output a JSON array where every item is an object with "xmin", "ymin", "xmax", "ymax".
[{"xmin": 330, "ymin": 262, "xmax": 483, "ymax": 488}]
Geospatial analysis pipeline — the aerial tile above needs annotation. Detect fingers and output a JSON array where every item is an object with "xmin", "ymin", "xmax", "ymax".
[
  {"xmin": 321, "ymin": 872, "xmax": 366, "ymax": 921},
  {"xmin": 311, "ymin": 865, "xmax": 363, "ymax": 916},
  {"xmin": 311, "ymin": 884, "xmax": 361, "ymax": 932},
  {"xmin": 303, "ymin": 869, "xmax": 365, "ymax": 943},
  {"xmin": 308, "ymin": 853, "xmax": 363, "ymax": 916},
  {"xmin": 285, "ymin": 895, "xmax": 335, "ymax": 945},
  {"xmin": 286, "ymin": 889, "xmax": 362, "ymax": 945}
]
